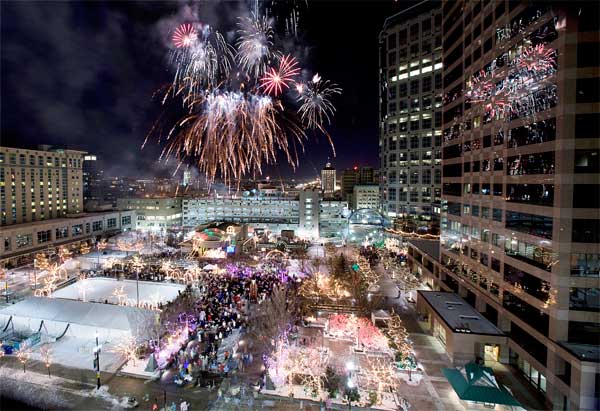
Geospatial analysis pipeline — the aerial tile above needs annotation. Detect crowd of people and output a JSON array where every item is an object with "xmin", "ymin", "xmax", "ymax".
[{"xmin": 139, "ymin": 260, "xmax": 291, "ymax": 388}]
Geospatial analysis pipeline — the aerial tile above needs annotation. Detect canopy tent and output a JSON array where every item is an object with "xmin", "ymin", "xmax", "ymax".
[
  {"xmin": 443, "ymin": 363, "xmax": 521, "ymax": 407},
  {"xmin": 0, "ymin": 297, "xmax": 155, "ymax": 341}
]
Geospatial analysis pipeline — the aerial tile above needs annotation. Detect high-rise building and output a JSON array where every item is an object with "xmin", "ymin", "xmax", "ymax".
[
  {"xmin": 379, "ymin": 1, "xmax": 443, "ymax": 221},
  {"xmin": 182, "ymin": 169, "xmax": 192, "ymax": 187},
  {"xmin": 320, "ymin": 161, "xmax": 336, "ymax": 196},
  {"xmin": 341, "ymin": 165, "xmax": 377, "ymax": 206},
  {"xmin": 436, "ymin": 2, "xmax": 599, "ymax": 410},
  {"xmin": 82, "ymin": 154, "xmax": 107, "ymax": 211},
  {"xmin": 0, "ymin": 146, "xmax": 85, "ymax": 226}
]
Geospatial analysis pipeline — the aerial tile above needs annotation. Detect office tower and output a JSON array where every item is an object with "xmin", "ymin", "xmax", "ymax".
[
  {"xmin": 82, "ymin": 154, "xmax": 107, "ymax": 211},
  {"xmin": 379, "ymin": 1, "xmax": 443, "ymax": 221},
  {"xmin": 440, "ymin": 2, "xmax": 599, "ymax": 409},
  {"xmin": 182, "ymin": 169, "xmax": 191, "ymax": 187},
  {"xmin": 0, "ymin": 146, "xmax": 85, "ymax": 225},
  {"xmin": 321, "ymin": 161, "xmax": 336, "ymax": 196},
  {"xmin": 341, "ymin": 165, "xmax": 377, "ymax": 206}
]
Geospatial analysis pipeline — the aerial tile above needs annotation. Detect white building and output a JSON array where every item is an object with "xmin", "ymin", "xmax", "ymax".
[
  {"xmin": 117, "ymin": 198, "xmax": 182, "ymax": 232},
  {"xmin": 182, "ymin": 195, "xmax": 299, "ymax": 234},
  {"xmin": 320, "ymin": 162, "xmax": 336, "ymax": 197},
  {"xmin": 182, "ymin": 190, "xmax": 349, "ymax": 241},
  {"xmin": 353, "ymin": 185, "xmax": 381, "ymax": 210},
  {"xmin": 319, "ymin": 199, "xmax": 349, "ymax": 239},
  {"xmin": 298, "ymin": 189, "xmax": 320, "ymax": 239},
  {"xmin": 182, "ymin": 169, "xmax": 191, "ymax": 186}
]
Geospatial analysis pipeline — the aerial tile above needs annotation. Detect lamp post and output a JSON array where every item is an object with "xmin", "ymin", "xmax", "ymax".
[
  {"xmin": 345, "ymin": 361, "xmax": 355, "ymax": 411},
  {"xmin": 94, "ymin": 331, "xmax": 102, "ymax": 389},
  {"xmin": 346, "ymin": 378, "xmax": 354, "ymax": 411}
]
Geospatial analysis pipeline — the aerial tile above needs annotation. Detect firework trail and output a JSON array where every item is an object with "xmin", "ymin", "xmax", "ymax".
[{"xmin": 161, "ymin": 90, "xmax": 305, "ymax": 184}]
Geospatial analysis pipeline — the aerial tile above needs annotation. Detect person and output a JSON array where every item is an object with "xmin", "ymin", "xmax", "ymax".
[
  {"xmin": 180, "ymin": 401, "xmax": 189, "ymax": 411},
  {"xmin": 151, "ymin": 399, "xmax": 159, "ymax": 411}
]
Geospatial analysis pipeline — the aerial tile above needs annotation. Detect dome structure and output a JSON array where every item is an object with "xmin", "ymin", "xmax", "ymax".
[
  {"xmin": 348, "ymin": 209, "xmax": 392, "ymax": 228},
  {"xmin": 346, "ymin": 208, "xmax": 391, "ymax": 244}
]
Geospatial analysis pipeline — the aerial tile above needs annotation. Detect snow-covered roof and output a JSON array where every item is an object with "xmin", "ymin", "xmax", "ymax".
[{"xmin": 0, "ymin": 297, "xmax": 154, "ymax": 332}]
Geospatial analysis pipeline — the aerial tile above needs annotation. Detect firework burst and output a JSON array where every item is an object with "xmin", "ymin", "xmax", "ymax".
[
  {"xmin": 148, "ymin": 9, "xmax": 340, "ymax": 186},
  {"xmin": 172, "ymin": 23, "xmax": 198, "ymax": 48},
  {"xmin": 236, "ymin": 14, "xmax": 278, "ymax": 78},
  {"xmin": 297, "ymin": 74, "xmax": 342, "ymax": 130},
  {"xmin": 260, "ymin": 55, "xmax": 300, "ymax": 96},
  {"xmin": 162, "ymin": 90, "xmax": 305, "ymax": 184}
]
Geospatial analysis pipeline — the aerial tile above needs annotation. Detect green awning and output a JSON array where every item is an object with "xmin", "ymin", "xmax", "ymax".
[{"xmin": 443, "ymin": 363, "xmax": 521, "ymax": 406}]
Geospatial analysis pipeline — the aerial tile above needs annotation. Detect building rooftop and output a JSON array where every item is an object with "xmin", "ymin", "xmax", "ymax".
[
  {"xmin": 381, "ymin": 0, "xmax": 436, "ymax": 32},
  {"xmin": 418, "ymin": 291, "xmax": 505, "ymax": 336},
  {"xmin": 409, "ymin": 239, "xmax": 440, "ymax": 262},
  {"xmin": 559, "ymin": 342, "xmax": 600, "ymax": 363}
]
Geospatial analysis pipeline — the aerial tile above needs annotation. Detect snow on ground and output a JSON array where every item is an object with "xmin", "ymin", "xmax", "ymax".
[
  {"xmin": 262, "ymin": 384, "xmax": 404, "ymax": 410},
  {"xmin": 29, "ymin": 337, "xmax": 125, "ymax": 372},
  {"xmin": 51, "ymin": 277, "xmax": 185, "ymax": 305},
  {"xmin": 119, "ymin": 356, "xmax": 158, "ymax": 380}
]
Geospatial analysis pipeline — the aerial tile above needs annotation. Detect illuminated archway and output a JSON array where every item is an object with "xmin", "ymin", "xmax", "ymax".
[{"xmin": 265, "ymin": 249, "xmax": 287, "ymax": 260}]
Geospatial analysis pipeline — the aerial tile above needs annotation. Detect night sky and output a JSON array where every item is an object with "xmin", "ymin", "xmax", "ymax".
[{"xmin": 1, "ymin": 1, "xmax": 417, "ymax": 180}]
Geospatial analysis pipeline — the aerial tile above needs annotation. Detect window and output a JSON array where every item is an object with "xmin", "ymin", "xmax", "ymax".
[
  {"xmin": 570, "ymin": 253, "xmax": 600, "ymax": 277},
  {"xmin": 92, "ymin": 221, "xmax": 103, "ymax": 232},
  {"xmin": 577, "ymin": 43, "xmax": 600, "ymax": 67},
  {"xmin": 504, "ymin": 292, "xmax": 549, "ymax": 337},
  {"xmin": 410, "ymin": 80, "xmax": 419, "ymax": 95},
  {"xmin": 576, "ymin": 78, "xmax": 600, "ymax": 103},
  {"xmin": 37, "ymin": 230, "xmax": 51, "ymax": 244},
  {"xmin": 107, "ymin": 217, "xmax": 117, "ymax": 229},
  {"xmin": 492, "ymin": 208, "xmax": 503, "ymax": 222},
  {"xmin": 16, "ymin": 233, "xmax": 32, "ymax": 248},
  {"xmin": 569, "ymin": 288, "xmax": 600, "ymax": 312},
  {"xmin": 484, "ymin": 37, "xmax": 492, "ymax": 53},
  {"xmin": 575, "ymin": 114, "xmax": 599, "ymax": 139},
  {"xmin": 72, "ymin": 224, "xmax": 83, "ymax": 236},
  {"xmin": 507, "ymin": 184, "xmax": 554, "ymax": 206},
  {"xmin": 422, "ymin": 76, "xmax": 432, "ymax": 93},
  {"xmin": 388, "ymin": 33, "xmax": 397, "ymax": 49},
  {"xmin": 493, "ymin": 184, "xmax": 503, "ymax": 196},
  {"xmin": 504, "ymin": 264, "xmax": 550, "ymax": 301},
  {"xmin": 572, "ymin": 219, "xmax": 600, "ymax": 243},
  {"xmin": 55, "ymin": 226, "xmax": 68, "ymax": 239},
  {"xmin": 574, "ymin": 149, "xmax": 599, "ymax": 173},
  {"xmin": 491, "ymin": 257, "xmax": 501, "ymax": 273},
  {"xmin": 399, "ymin": 82, "xmax": 407, "ymax": 97},
  {"xmin": 505, "ymin": 211, "xmax": 553, "ymax": 239}
]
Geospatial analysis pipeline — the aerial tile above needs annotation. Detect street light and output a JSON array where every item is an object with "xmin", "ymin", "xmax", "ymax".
[
  {"xmin": 345, "ymin": 361, "xmax": 356, "ymax": 411},
  {"xmin": 346, "ymin": 378, "xmax": 355, "ymax": 411},
  {"xmin": 94, "ymin": 331, "xmax": 102, "ymax": 389}
]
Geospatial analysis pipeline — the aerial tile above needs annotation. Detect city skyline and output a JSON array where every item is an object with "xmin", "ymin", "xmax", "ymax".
[{"xmin": 0, "ymin": 2, "xmax": 598, "ymax": 411}]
